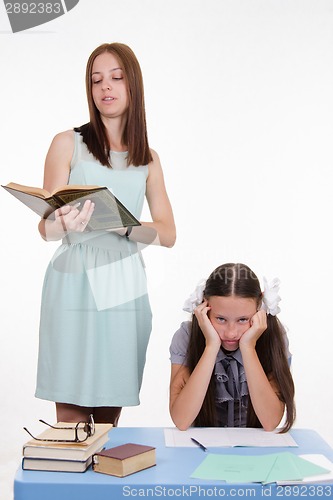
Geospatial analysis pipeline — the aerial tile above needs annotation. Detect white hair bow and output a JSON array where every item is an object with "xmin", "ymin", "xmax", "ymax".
[
  {"xmin": 261, "ymin": 277, "xmax": 281, "ymax": 316},
  {"xmin": 183, "ymin": 279, "xmax": 206, "ymax": 313}
]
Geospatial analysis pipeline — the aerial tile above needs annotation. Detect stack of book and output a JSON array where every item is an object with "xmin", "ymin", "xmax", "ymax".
[{"xmin": 22, "ymin": 422, "xmax": 113, "ymax": 473}]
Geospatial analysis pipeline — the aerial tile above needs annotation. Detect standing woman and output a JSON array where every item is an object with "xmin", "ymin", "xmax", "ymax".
[{"xmin": 35, "ymin": 43, "xmax": 176, "ymax": 425}]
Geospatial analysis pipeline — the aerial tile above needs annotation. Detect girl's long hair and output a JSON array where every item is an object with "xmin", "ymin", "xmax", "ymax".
[
  {"xmin": 187, "ymin": 263, "xmax": 296, "ymax": 432},
  {"xmin": 74, "ymin": 42, "xmax": 153, "ymax": 168}
]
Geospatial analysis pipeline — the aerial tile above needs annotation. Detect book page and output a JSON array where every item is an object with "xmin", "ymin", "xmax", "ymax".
[
  {"xmin": 3, "ymin": 182, "xmax": 101, "ymax": 198},
  {"xmin": 3, "ymin": 182, "xmax": 50, "ymax": 198},
  {"xmin": 52, "ymin": 184, "xmax": 101, "ymax": 195},
  {"xmin": 55, "ymin": 189, "xmax": 140, "ymax": 230}
]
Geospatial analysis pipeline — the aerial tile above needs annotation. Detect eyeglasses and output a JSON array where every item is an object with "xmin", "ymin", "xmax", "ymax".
[{"xmin": 23, "ymin": 414, "xmax": 95, "ymax": 443}]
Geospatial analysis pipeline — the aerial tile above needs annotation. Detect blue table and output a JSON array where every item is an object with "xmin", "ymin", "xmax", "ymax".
[{"xmin": 14, "ymin": 427, "xmax": 333, "ymax": 500}]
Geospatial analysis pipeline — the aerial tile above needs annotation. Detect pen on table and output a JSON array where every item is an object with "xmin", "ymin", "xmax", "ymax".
[{"xmin": 191, "ymin": 438, "xmax": 207, "ymax": 452}]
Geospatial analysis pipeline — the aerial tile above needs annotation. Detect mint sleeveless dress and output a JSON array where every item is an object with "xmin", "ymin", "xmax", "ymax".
[{"xmin": 35, "ymin": 132, "xmax": 152, "ymax": 407}]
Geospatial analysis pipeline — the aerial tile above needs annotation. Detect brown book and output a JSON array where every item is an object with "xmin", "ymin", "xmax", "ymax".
[
  {"xmin": 1, "ymin": 182, "xmax": 141, "ymax": 231},
  {"xmin": 92, "ymin": 443, "xmax": 156, "ymax": 477}
]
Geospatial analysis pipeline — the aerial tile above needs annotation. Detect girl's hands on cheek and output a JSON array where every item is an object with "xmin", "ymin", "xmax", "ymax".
[
  {"xmin": 239, "ymin": 309, "xmax": 267, "ymax": 350},
  {"xmin": 194, "ymin": 300, "xmax": 221, "ymax": 351}
]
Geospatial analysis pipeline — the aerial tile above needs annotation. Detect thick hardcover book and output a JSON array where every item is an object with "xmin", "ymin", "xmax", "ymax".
[
  {"xmin": 22, "ymin": 454, "xmax": 95, "ymax": 473},
  {"xmin": 92, "ymin": 443, "xmax": 156, "ymax": 477},
  {"xmin": 23, "ymin": 422, "xmax": 112, "ymax": 461},
  {"xmin": 1, "ymin": 182, "xmax": 141, "ymax": 231}
]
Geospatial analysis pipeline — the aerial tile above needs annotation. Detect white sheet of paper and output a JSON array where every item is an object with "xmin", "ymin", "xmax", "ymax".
[{"xmin": 164, "ymin": 427, "xmax": 298, "ymax": 448}]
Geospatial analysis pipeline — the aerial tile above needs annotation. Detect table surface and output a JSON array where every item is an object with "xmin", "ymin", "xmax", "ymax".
[{"xmin": 14, "ymin": 427, "xmax": 333, "ymax": 500}]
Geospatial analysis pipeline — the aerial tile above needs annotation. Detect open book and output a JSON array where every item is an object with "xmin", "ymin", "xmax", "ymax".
[
  {"xmin": 164, "ymin": 427, "xmax": 298, "ymax": 448},
  {"xmin": 2, "ymin": 182, "xmax": 141, "ymax": 231}
]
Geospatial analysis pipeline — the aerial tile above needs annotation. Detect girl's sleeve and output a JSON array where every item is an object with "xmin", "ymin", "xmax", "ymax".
[{"xmin": 169, "ymin": 321, "xmax": 192, "ymax": 366}]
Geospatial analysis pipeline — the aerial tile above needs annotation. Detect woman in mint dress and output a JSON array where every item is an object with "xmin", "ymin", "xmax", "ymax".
[{"xmin": 35, "ymin": 43, "xmax": 176, "ymax": 425}]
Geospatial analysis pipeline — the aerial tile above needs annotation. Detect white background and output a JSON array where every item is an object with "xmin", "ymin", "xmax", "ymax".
[{"xmin": 1, "ymin": 1, "xmax": 333, "ymax": 499}]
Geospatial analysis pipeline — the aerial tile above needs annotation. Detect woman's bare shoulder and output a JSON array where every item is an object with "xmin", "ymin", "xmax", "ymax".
[
  {"xmin": 46, "ymin": 130, "xmax": 75, "ymax": 161},
  {"xmin": 148, "ymin": 148, "xmax": 161, "ymax": 167},
  {"xmin": 51, "ymin": 129, "xmax": 75, "ymax": 148}
]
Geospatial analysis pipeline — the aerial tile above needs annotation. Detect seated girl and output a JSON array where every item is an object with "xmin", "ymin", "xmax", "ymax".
[{"xmin": 169, "ymin": 263, "xmax": 295, "ymax": 432}]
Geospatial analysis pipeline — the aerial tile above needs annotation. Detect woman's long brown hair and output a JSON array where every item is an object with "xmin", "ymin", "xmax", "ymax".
[
  {"xmin": 187, "ymin": 263, "xmax": 296, "ymax": 432},
  {"xmin": 74, "ymin": 42, "xmax": 153, "ymax": 168}
]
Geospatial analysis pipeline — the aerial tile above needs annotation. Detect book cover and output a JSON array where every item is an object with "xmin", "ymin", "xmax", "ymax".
[
  {"xmin": 2, "ymin": 182, "xmax": 141, "ymax": 230},
  {"xmin": 92, "ymin": 443, "xmax": 156, "ymax": 477},
  {"xmin": 23, "ymin": 422, "xmax": 112, "ymax": 461}
]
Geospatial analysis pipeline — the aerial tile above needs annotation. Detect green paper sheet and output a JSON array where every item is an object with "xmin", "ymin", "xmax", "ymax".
[
  {"xmin": 264, "ymin": 453, "xmax": 330, "ymax": 484},
  {"xmin": 191, "ymin": 452, "xmax": 330, "ymax": 484},
  {"xmin": 191, "ymin": 453, "xmax": 276, "ymax": 483}
]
